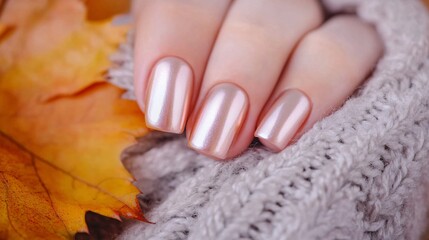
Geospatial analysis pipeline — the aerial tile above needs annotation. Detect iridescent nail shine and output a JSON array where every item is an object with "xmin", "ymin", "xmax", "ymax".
[
  {"xmin": 145, "ymin": 57, "xmax": 193, "ymax": 133},
  {"xmin": 255, "ymin": 89, "xmax": 311, "ymax": 152},
  {"xmin": 189, "ymin": 83, "xmax": 249, "ymax": 159}
]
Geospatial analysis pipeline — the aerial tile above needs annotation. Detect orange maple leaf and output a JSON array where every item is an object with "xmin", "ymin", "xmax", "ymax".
[
  {"xmin": 0, "ymin": 0, "xmax": 148, "ymax": 239},
  {"xmin": 84, "ymin": 0, "xmax": 131, "ymax": 21}
]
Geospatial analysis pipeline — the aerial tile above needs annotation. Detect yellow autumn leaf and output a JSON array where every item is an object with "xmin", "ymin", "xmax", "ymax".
[
  {"xmin": 0, "ymin": 0, "xmax": 147, "ymax": 239},
  {"xmin": 0, "ymin": 0, "xmax": 128, "ymax": 99}
]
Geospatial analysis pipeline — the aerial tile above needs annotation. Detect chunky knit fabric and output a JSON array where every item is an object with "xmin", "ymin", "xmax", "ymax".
[{"xmin": 107, "ymin": 0, "xmax": 429, "ymax": 239}]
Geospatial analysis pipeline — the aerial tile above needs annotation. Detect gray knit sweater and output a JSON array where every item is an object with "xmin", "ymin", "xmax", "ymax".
[{"xmin": 107, "ymin": 0, "xmax": 429, "ymax": 239}]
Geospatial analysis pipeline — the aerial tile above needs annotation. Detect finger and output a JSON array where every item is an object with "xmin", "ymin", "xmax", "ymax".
[
  {"xmin": 186, "ymin": 0, "xmax": 323, "ymax": 159},
  {"xmin": 134, "ymin": 0, "xmax": 232, "ymax": 133},
  {"xmin": 255, "ymin": 15, "xmax": 383, "ymax": 151}
]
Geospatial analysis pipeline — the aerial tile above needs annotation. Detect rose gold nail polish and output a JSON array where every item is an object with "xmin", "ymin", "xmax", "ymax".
[
  {"xmin": 145, "ymin": 57, "xmax": 193, "ymax": 133},
  {"xmin": 255, "ymin": 89, "xmax": 311, "ymax": 152},
  {"xmin": 189, "ymin": 83, "xmax": 249, "ymax": 159}
]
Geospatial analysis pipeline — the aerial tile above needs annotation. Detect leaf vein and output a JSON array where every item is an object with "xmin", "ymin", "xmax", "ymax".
[{"xmin": 0, "ymin": 130, "xmax": 135, "ymax": 212}]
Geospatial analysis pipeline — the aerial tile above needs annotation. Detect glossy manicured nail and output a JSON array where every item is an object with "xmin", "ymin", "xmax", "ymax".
[
  {"xmin": 189, "ymin": 83, "xmax": 249, "ymax": 159},
  {"xmin": 255, "ymin": 89, "xmax": 311, "ymax": 152},
  {"xmin": 145, "ymin": 57, "xmax": 193, "ymax": 133}
]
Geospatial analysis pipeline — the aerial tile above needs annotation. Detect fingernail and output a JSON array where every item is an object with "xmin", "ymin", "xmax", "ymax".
[
  {"xmin": 145, "ymin": 57, "xmax": 193, "ymax": 133},
  {"xmin": 255, "ymin": 89, "xmax": 311, "ymax": 152},
  {"xmin": 189, "ymin": 83, "xmax": 249, "ymax": 159}
]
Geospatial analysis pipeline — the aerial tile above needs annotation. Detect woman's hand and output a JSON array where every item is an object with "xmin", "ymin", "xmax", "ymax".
[{"xmin": 132, "ymin": 0, "xmax": 383, "ymax": 160}]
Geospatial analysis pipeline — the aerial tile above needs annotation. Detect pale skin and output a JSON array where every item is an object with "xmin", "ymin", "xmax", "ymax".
[{"xmin": 132, "ymin": 0, "xmax": 383, "ymax": 160}]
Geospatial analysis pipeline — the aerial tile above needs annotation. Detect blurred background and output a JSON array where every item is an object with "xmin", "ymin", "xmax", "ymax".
[{"xmin": 82, "ymin": 0, "xmax": 429, "ymax": 20}]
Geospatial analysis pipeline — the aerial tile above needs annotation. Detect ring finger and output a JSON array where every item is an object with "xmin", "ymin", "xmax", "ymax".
[{"xmin": 255, "ymin": 15, "xmax": 383, "ymax": 151}]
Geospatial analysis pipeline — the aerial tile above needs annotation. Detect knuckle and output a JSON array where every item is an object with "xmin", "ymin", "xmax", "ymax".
[
  {"xmin": 300, "ymin": 30, "xmax": 357, "ymax": 71},
  {"xmin": 302, "ymin": 30, "xmax": 347, "ymax": 58}
]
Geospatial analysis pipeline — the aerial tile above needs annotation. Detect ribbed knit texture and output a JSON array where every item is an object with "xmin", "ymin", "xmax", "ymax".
[{"xmin": 107, "ymin": 0, "xmax": 429, "ymax": 239}]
